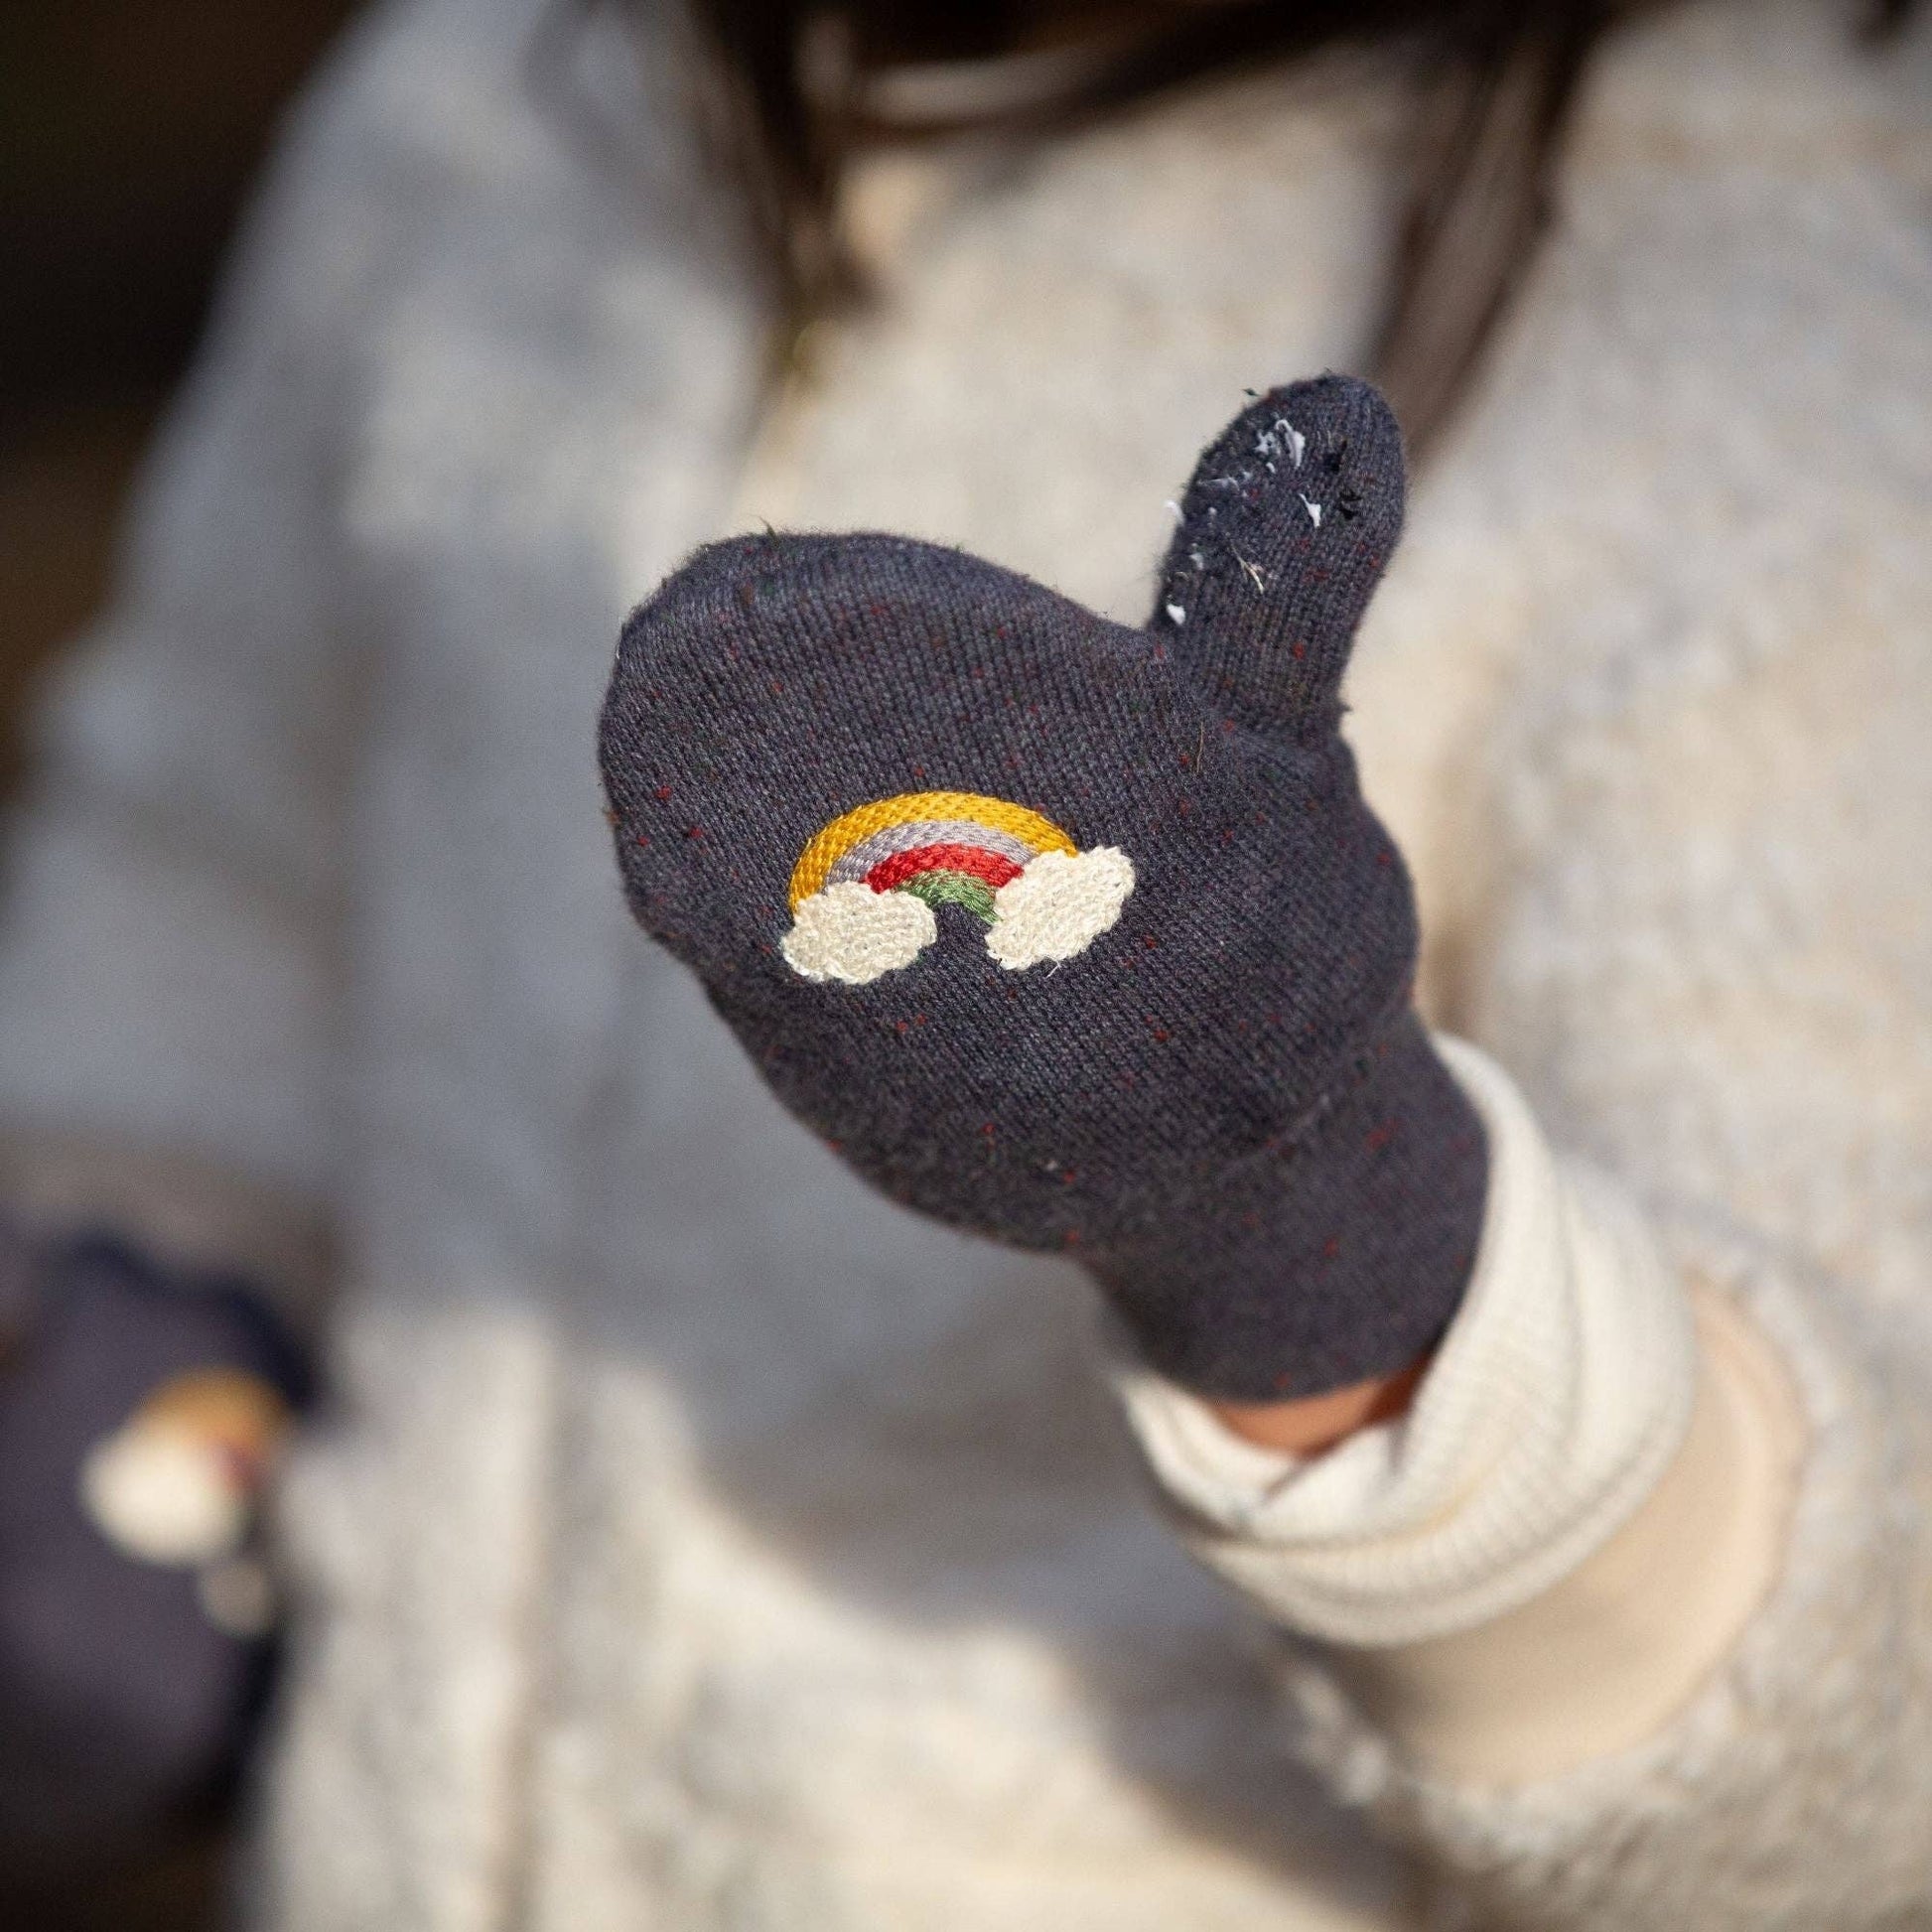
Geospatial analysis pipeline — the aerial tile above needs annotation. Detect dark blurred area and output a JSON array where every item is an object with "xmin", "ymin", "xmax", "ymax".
[
  {"xmin": 2, "ymin": 6, "xmax": 354, "ymax": 1921},
  {"xmin": 0, "ymin": 0, "xmax": 358, "ymax": 802}
]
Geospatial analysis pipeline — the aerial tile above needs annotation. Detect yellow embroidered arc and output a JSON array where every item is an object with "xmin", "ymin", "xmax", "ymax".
[{"xmin": 786, "ymin": 790, "xmax": 1077, "ymax": 910}]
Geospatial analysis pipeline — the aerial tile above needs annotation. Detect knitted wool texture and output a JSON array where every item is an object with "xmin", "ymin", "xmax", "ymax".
[{"xmin": 600, "ymin": 376, "xmax": 1487, "ymax": 1399}]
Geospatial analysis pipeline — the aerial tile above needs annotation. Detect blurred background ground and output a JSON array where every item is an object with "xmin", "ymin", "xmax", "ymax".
[
  {"xmin": 1, "ymin": 5, "xmax": 355, "ymax": 1919},
  {"xmin": 0, "ymin": 0, "xmax": 356, "ymax": 796}
]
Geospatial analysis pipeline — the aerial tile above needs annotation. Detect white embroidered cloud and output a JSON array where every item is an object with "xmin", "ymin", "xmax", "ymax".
[
  {"xmin": 985, "ymin": 846, "xmax": 1136, "ymax": 970},
  {"xmin": 781, "ymin": 879, "xmax": 938, "ymax": 985},
  {"xmin": 80, "ymin": 1424, "xmax": 248, "ymax": 1567}
]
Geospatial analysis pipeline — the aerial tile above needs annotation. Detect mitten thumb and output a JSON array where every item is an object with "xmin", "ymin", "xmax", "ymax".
[{"xmin": 1152, "ymin": 373, "xmax": 1404, "ymax": 741}]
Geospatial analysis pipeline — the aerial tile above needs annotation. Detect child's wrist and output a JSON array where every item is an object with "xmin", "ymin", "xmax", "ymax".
[
  {"xmin": 1209, "ymin": 1352, "xmax": 1431, "ymax": 1455},
  {"xmin": 1087, "ymin": 1012, "xmax": 1487, "ymax": 1403},
  {"xmin": 1106, "ymin": 1039, "xmax": 1701, "ymax": 1645}
]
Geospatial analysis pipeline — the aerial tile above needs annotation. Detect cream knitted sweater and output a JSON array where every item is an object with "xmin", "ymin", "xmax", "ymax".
[{"xmin": 0, "ymin": 1, "xmax": 1929, "ymax": 1925}]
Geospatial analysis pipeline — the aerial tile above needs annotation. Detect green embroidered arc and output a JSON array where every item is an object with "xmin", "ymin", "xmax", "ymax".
[{"xmin": 897, "ymin": 870, "xmax": 999, "ymax": 923}]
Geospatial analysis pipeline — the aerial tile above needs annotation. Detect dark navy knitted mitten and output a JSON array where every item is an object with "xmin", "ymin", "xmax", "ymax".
[
  {"xmin": 601, "ymin": 375, "xmax": 1486, "ymax": 1400},
  {"xmin": 0, "ymin": 1225, "xmax": 311, "ymax": 1868}
]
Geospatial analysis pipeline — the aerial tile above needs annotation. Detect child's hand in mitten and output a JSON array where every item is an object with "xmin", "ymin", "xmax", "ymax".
[
  {"xmin": 0, "ymin": 1228, "xmax": 309, "ymax": 1868},
  {"xmin": 601, "ymin": 375, "xmax": 1485, "ymax": 1400}
]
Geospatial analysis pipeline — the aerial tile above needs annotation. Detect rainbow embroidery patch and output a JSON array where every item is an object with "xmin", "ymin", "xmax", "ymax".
[{"xmin": 780, "ymin": 790, "xmax": 1136, "ymax": 985}]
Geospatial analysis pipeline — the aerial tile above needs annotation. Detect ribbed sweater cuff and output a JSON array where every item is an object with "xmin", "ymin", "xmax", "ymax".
[{"xmin": 1105, "ymin": 1037, "xmax": 1698, "ymax": 1646}]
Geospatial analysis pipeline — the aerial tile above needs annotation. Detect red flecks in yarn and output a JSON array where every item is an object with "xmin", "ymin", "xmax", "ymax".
[
  {"xmin": 1365, "ymin": 1121, "xmax": 1397, "ymax": 1154},
  {"xmin": 1321, "ymin": 1236, "xmax": 1342, "ymax": 1262},
  {"xmin": 654, "ymin": 784, "xmax": 673, "ymax": 801}
]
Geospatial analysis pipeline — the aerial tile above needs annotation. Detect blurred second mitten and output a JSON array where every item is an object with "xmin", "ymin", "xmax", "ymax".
[
  {"xmin": 0, "ymin": 1223, "xmax": 310, "ymax": 1871},
  {"xmin": 601, "ymin": 375, "xmax": 1486, "ymax": 1400}
]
